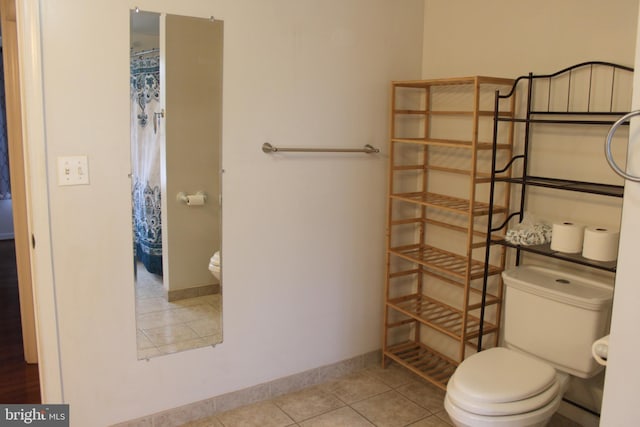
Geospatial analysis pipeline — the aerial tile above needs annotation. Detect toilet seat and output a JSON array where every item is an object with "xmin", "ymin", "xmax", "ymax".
[
  {"xmin": 209, "ymin": 251, "xmax": 221, "ymax": 280},
  {"xmin": 447, "ymin": 373, "xmax": 560, "ymax": 416},
  {"xmin": 444, "ymin": 391, "xmax": 563, "ymax": 427},
  {"xmin": 210, "ymin": 251, "xmax": 220, "ymax": 267},
  {"xmin": 446, "ymin": 347, "xmax": 566, "ymax": 417}
]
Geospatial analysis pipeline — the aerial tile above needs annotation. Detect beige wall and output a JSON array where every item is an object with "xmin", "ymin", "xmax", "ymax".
[
  {"xmin": 423, "ymin": 0, "xmax": 638, "ymax": 79},
  {"xmin": 422, "ymin": 0, "xmax": 638, "ymax": 234},
  {"xmin": 28, "ymin": 0, "xmax": 424, "ymax": 425},
  {"xmin": 163, "ymin": 15, "xmax": 223, "ymax": 292}
]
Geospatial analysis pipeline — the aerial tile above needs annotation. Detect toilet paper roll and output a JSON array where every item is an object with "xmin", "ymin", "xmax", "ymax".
[
  {"xmin": 582, "ymin": 227, "xmax": 619, "ymax": 262},
  {"xmin": 186, "ymin": 194, "xmax": 206, "ymax": 206},
  {"xmin": 591, "ymin": 335, "xmax": 609, "ymax": 366},
  {"xmin": 550, "ymin": 222, "xmax": 585, "ymax": 253}
]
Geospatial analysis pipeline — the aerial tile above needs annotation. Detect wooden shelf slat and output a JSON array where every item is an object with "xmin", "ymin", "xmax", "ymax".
[
  {"xmin": 392, "ymin": 75, "xmax": 516, "ymax": 87},
  {"xmin": 387, "ymin": 267, "xmax": 504, "ymax": 304},
  {"xmin": 392, "ymin": 138, "xmax": 511, "ymax": 150},
  {"xmin": 390, "ymin": 191, "xmax": 507, "ymax": 216},
  {"xmin": 384, "ymin": 341, "xmax": 458, "ymax": 390},
  {"xmin": 389, "ymin": 244, "xmax": 502, "ymax": 281},
  {"xmin": 394, "ymin": 109, "xmax": 496, "ymax": 116},
  {"xmin": 387, "ymin": 294, "xmax": 500, "ymax": 340}
]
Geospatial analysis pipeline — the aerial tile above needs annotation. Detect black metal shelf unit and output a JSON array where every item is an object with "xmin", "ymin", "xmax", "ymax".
[{"xmin": 479, "ymin": 61, "xmax": 634, "ymax": 351}]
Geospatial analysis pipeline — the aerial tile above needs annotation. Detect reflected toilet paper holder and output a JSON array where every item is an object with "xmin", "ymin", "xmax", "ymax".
[{"xmin": 176, "ymin": 191, "xmax": 207, "ymax": 206}]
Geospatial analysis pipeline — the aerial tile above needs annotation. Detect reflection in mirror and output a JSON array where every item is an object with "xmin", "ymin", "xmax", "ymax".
[{"xmin": 130, "ymin": 10, "xmax": 223, "ymax": 359}]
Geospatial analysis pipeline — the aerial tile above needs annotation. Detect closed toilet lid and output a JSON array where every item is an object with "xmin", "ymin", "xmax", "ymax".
[
  {"xmin": 447, "ymin": 371, "xmax": 561, "ymax": 416},
  {"xmin": 451, "ymin": 348, "xmax": 557, "ymax": 404}
]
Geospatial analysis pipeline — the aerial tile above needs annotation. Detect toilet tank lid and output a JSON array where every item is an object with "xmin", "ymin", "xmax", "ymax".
[{"xmin": 502, "ymin": 265, "xmax": 613, "ymax": 310}]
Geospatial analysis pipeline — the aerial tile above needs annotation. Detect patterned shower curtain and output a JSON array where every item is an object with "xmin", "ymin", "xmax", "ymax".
[
  {"xmin": 131, "ymin": 55, "xmax": 162, "ymax": 275},
  {"xmin": 0, "ymin": 50, "xmax": 10, "ymax": 201}
]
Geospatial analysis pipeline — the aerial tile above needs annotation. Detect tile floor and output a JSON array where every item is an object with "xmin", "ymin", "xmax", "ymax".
[
  {"xmin": 135, "ymin": 262, "xmax": 222, "ymax": 359},
  {"xmin": 180, "ymin": 362, "xmax": 582, "ymax": 427}
]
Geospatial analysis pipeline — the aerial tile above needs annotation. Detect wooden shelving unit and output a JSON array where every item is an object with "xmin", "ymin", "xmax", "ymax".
[{"xmin": 382, "ymin": 76, "xmax": 515, "ymax": 390}]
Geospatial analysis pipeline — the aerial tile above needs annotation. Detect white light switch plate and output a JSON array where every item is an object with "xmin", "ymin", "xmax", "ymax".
[{"xmin": 57, "ymin": 156, "xmax": 89, "ymax": 186}]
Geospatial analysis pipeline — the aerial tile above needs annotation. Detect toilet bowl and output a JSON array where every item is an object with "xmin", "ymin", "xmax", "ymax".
[
  {"xmin": 208, "ymin": 251, "xmax": 220, "ymax": 281},
  {"xmin": 444, "ymin": 348, "xmax": 569, "ymax": 427},
  {"xmin": 444, "ymin": 265, "xmax": 613, "ymax": 427}
]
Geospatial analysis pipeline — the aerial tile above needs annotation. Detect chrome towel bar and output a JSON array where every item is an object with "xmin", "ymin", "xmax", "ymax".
[
  {"xmin": 605, "ymin": 110, "xmax": 640, "ymax": 182},
  {"xmin": 262, "ymin": 142, "xmax": 379, "ymax": 154}
]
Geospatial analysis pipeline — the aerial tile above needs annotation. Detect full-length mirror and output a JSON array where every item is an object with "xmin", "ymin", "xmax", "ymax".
[{"xmin": 130, "ymin": 10, "xmax": 223, "ymax": 359}]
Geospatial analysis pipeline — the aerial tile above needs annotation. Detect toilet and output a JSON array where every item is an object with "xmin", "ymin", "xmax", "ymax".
[
  {"xmin": 444, "ymin": 265, "xmax": 613, "ymax": 427},
  {"xmin": 208, "ymin": 251, "xmax": 220, "ymax": 281}
]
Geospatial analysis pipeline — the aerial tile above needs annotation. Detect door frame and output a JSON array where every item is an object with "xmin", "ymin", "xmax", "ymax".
[
  {"xmin": 13, "ymin": 0, "xmax": 63, "ymax": 402},
  {"xmin": 1, "ymin": 0, "xmax": 36, "ymax": 364}
]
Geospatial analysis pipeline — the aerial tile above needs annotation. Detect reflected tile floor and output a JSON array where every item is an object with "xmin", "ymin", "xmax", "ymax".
[
  {"xmin": 180, "ymin": 363, "xmax": 581, "ymax": 427},
  {"xmin": 135, "ymin": 263, "xmax": 221, "ymax": 359}
]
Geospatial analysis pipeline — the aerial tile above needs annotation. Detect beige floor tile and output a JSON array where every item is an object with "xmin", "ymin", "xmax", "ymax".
[
  {"xmin": 201, "ymin": 333, "xmax": 223, "ymax": 345},
  {"xmin": 351, "ymin": 390, "xmax": 428, "ymax": 427},
  {"xmin": 136, "ymin": 296, "xmax": 172, "ymax": 314},
  {"xmin": 172, "ymin": 304, "xmax": 215, "ymax": 323},
  {"xmin": 273, "ymin": 386, "xmax": 345, "ymax": 422},
  {"xmin": 548, "ymin": 413, "xmax": 583, "ymax": 427},
  {"xmin": 299, "ymin": 406, "xmax": 374, "ymax": 427},
  {"xmin": 431, "ymin": 411, "xmax": 453, "ymax": 426},
  {"xmin": 136, "ymin": 285, "xmax": 165, "ymax": 299},
  {"xmin": 143, "ymin": 323, "xmax": 199, "ymax": 346},
  {"xmin": 395, "ymin": 379, "xmax": 446, "ymax": 413},
  {"xmin": 365, "ymin": 363, "xmax": 416, "ymax": 389},
  {"xmin": 216, "ymin": 401, "xmax": 295, "ymax": 427},
  {"xmin": 156, "ymin": 337, "xmax": 207, "ymax": 355},
  {"xmin": 147, "ymin": 360, "xmax": 592, "ymax": 427},
  {"xmin": 135, "ymin": 272, "xmax": 164, "ymax": 298},
  {"xmin": 181, "ymin": 415, "xmax": 224, "ymax": 427},
  {"xmin": 157, "ymin": 349, "xmax": 594, "ymax": 427},
  {"xmin": 137, "ymin": 347, "xmax": 161, "ymax": 359},
  {"xmin": 137, "ymin": 309, "xmax": 185, "ymax": 330},
  {"xmin": 170, "ymin": 296, "xmax": 214, "ymax": 309},
  {"xmin": 134, "ymin": 263, "xmax": 222, "ymax": 356},
  {"xmin": 187, "ymin": 317, "xmax": 221, "ymax": 337},
  {"xmin": 321, "ymin": 371, "xmax": 391, "ymax": 404},
  {"xmin": 202, "ymin": 294, "xmax": 221, "ymax": 306},
  {"xmin": 407, "ymin": 414, "xmax": 452, "ymax": 427},
  {"xmin": 136, "ymin": 330, "xmax": 156, "ymax": 349}
]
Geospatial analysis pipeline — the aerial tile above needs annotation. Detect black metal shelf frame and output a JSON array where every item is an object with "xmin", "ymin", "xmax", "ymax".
[
  {"xmin": 491, "ymin": 239, "xmax": 617, "ymax": 272},
  {"xmin": 495, "ymin": 176, "xmax": 624, "ymax": 198},
  {"xmin": 478, "ymin": 61, "xmax": 634, "ymax": 351}
]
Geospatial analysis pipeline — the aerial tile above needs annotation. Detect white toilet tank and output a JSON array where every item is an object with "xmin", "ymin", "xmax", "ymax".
[{"xmin": 502, "ymin": 265, "xmax": 613, "ymax": 379}]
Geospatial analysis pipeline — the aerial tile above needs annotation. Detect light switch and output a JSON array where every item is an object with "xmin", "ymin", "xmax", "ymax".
[{"xmin": 57, "ymin": 156, "xmax": 89, "ymax": 186}]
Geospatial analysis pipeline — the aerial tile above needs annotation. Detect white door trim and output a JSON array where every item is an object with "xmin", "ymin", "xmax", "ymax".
[{"xmin": 16, "ymin": 0, "xmax": 63, "ymax": 403}]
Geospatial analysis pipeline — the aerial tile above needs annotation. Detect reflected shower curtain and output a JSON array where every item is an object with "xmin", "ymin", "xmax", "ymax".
[{"xmin": 131, "ymin": 55, "xmax": 162, "ymax": 275}]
